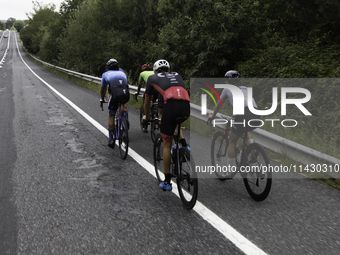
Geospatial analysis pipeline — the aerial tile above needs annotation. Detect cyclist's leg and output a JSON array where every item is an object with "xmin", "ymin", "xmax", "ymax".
[
  {"xmin": 108, "ymin": 111, "xmax": 116, "ymax": 148},
  {"xmin": 228, "ymin": 115, "xmax": 243, "ymax": 167},
  {"xmin": 174, "ymin": 100, "xmax": 190, "ymax": 148},
  {"xmin": 121, "ymin": 103, "xmax": 128, "ymax": 118},
  {"xmin": 159, "ymin": 101, "xmax": 177, "ymax": 191},
  {"xmin": 157, "ymin": 93, "xmax": 164, "ymax": 125},
  {"xmin": 244, "ymin": 110, "xmax": 261, "ymax": 145},
  {"xmin": 108, "ymin": 95, "xmax": 118, "ymax": 148},
  {"xmin": 228, "ymin": 132, "xmax": 239, "ymax": 159},
  {"xmin": 121, "ymin": 103, "xmax": 129, "ymax": 129}
]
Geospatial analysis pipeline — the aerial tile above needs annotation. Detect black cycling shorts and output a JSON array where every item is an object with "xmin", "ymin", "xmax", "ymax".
[
  {"xmin": 232, "ymin": 107, "xmax": 261, "ymax": 136},
  {"xmin": 161, "ymin": 100, "xmax": 190, "ymax": 142}
]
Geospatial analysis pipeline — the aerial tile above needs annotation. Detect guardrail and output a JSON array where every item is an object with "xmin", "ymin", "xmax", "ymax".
[{"xmin": 26, "ymin": 50, "xmax": 340, "ymax": 178}]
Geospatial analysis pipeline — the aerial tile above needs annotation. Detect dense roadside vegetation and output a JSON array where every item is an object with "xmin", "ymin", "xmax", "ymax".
[
  {"xmin": 20, "ymin": 0, "xmax": 340, "ymax": 80},
  {"xmin": 19, "ymin": 0, "xmax": 340, "ymax": 160}
]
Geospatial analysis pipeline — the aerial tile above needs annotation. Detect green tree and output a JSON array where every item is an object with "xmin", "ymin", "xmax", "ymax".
[
  {"xmin": 0, "ymin": 21, "xmax": 5, "ymax": 30},
  {"xmin": 149, "ymin": 0, "xmax": 262, "ymax": 81},
  {"xmin": 13, "ymin": 20, "xmax": 25, "ymax": 32},
  {"xmin": 6, "ymin": 18, "xmax": 16, "ymax": 29},
  {"xmin": 20, "ymin": 2, "xmax": 59, "ymax": 55}
]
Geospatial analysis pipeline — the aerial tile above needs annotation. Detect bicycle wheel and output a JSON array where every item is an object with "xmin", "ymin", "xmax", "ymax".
[
  {"xmin": 119, "ymin": 118, "xmax": 129, "ymax": 159},
  {"xmin": 211, "ymin": 131, "xmax": 235, "ymax": 180},
  {"xmin": 177, "ymin": 147, "xmax": 198, "ymax": 210},
  {"xmin": 153, "ymin": 134, "xmax": 165, "ymax": 182},
  {"xmin": 150, "ymin": 106, "xmax": 159, "ymax": 143},
  {"xmin": 242, "ymin": 143, "xmax": 272, "ymax": 201},
  {"xmin": 139, "ymin": 104, "xmax": 144, "ymax": 132}
]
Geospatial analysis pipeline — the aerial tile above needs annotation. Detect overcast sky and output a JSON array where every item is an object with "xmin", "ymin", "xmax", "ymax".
[{"xmin": 1, "ymin": 0, "xmax": 64, "ymax": 21}]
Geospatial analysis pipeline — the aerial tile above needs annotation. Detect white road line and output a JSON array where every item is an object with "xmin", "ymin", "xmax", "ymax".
[{"xmin": 14, "ymin": 32, "xmax": 268, "ymax": 255}]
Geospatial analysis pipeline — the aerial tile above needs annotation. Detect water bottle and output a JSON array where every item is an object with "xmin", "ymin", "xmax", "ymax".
[{"xmin": 171, "ymin": 145, "xmax": 177, "ymax": 163}]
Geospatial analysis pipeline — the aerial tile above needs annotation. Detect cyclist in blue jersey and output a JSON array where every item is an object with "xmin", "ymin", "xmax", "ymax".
[{"xmin": 100, "ymin": 59, "xmax": 130, "ymax": 148}]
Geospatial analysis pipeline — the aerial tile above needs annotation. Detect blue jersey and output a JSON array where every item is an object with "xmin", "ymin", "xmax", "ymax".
[{"xmin": 101, "ymin": 70, "xmax": 128, "ymax": 92}]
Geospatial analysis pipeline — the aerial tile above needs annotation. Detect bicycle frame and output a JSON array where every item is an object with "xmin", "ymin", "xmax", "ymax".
[{"xmin": 215, "ymin": 116, "xmax": 251, "ymax": 171}]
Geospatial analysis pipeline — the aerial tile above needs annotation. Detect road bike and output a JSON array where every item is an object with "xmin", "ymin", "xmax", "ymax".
[
  {"xmin": 153, "ymin": 118, "xmax": 198, "ymax": 209},
  {"xmin": 113, "ymin": 104, "xmax": 129, "ymax": 159},
  {"xmin": 138, "ymin": 98, "xmax": 160, "ymax": 142},
  {"xmin": 102, "ymin": 101, "xmax": 129, "ymax": 160},
  {"xmin": 210, "ymin": 115, "xmax": 272, "ymax": 201}
]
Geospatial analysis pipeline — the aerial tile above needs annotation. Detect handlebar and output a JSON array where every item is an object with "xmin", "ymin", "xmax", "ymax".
[{"xmin": 100, "ymin": 99, "xmax": 107, "ymax": 111}]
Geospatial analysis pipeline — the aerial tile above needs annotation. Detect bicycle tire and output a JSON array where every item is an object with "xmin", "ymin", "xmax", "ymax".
[
  {"xmin": 119, "ymin": 118, "xmax": 129, "ymax": 160},
  {"xmin": 150, "ymin": 106, "xmax": 159, "ymax": 143},
  {"xmin": 139, "ymin": 104, "xmax": 144, "ymax": 132},
  {"xmin": 153, "ymin": 134, "xmax": 165, "ymax": 182},
  {"xmin": 177, "ymin": 147, "xmax": 198, "ymax": 210},
  {"xmin": 211, "ymin": 131, "xmax": 235, "ymax": 180},
  {"xmin": 242, "ymin": 143, "xmax": 272, "ymax": 201}
]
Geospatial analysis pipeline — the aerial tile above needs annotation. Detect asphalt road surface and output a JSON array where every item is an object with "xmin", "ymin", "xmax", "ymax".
[{"xmin": 1, "ymin": 30, "xmax": 340, "ymax": 255}]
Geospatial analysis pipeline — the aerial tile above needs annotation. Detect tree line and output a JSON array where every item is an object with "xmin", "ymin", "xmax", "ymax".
[
  {"xmin": 20, "ymin": 0, "xmax": 340, "ymax": 82},
  {"xmin": 0, "ymin": 18, "xmax": 25, "ymax": 32},
  {"xmin": 18, "ymin": 0, "xmax": 340, "ymax": 154}
]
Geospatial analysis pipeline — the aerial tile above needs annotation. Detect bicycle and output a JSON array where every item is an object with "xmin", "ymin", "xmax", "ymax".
[
  {"xmin": 153, "ymin": 118, "xmax": 198, "ymax": 209},
  {"xmin": 209, "ymin": 115, "xmax": 272, "ymax": 201},
  {"xmin": 137, "ymin": 95, "xmax": 160, "ymax": 142},
  {"xmin": 102, "ymin": 101, "xmax": 129, "ymax": 159}
]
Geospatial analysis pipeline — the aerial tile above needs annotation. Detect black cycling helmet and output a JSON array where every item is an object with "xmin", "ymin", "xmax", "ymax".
[
  {"xmin": 224, "ymin": 70, "xmax": 241, "ymax": 78},
  {"xmin": 141, "ymin": 63, "xmax": 152, "ymax": 71},
  {"xmin": 106, "ymin": 58, "xmax": 119, "ymax": 70}
]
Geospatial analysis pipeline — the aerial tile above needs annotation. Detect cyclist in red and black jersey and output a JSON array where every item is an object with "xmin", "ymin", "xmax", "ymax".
[{"xmin": 143, "ymin": 59, "xmax": 190, "ymax": 191}]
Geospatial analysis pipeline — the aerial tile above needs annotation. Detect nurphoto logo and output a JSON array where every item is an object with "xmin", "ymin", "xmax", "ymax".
[{"xmin": 199, "ymin": 83, "xmax": 312, "ymax": 128}]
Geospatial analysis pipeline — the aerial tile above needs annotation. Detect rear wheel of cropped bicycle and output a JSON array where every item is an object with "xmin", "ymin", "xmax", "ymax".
[
  {"xmin": 139, "ymin": 104, "xmax": 144, "ymax": 132},
  {"xmin": 119, "ymin": 118, "xmax": 129, "ymax": 159},
  {"xmin": 211, "ymin": 131, "xmax": 234, "ymax": 180},
  {"xmin": 243, "ymin": 143, "xmax": 272, "ymax": 201},
  {"xmin": 150, "ymin": 107, "xmax": 159, "ymax": 143},
  {"xmin": 177, "ymin": 147, "xmax": 198, "ymax": 210},
  {"xmin": 153, "ymin": 134, "xmax": 165, "ymax": 182}
]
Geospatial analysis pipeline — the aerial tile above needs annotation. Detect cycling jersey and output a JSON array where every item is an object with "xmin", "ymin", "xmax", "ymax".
[
  {"xmin": 220, "ymin": 85, "xmax": 260, "ymax": 136},
  {"xmin": 139, "ymin": 70, "xmax": 159, "ymax": 104},
  {"xmin": 101, "ymin": 70, "xmax": 129, "ymax": 114},
  {"xmin": 138, "ymin": 70, "xmax": 154, "ymax": 84},
  {"xmin": 145, "ymin": 72, "xmax": 190, "ymax": 104},
  {"xmin": 145, "ymin": 72, "xmax": 190, "ymax": 142},
  {"xmin": 101, "ymin": 70, "xmax": 128, "ymax": 92},
  {"xmin": 220, "ymin": 85, "xmax": 258, "ymax": 108}
]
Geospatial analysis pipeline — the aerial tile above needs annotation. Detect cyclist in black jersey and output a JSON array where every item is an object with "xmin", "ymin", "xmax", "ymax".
[
  {"xmin": 143, "ymin": 59, "xmax": 190, "ymax": 191},
  {"xmin": 208, "ymin": 70, "xmax": 260, "ymax": 174}
]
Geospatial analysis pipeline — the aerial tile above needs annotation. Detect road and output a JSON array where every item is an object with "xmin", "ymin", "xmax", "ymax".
[{"xmin": 1, "ymin": 30, "xmax": 339, "ymax": 255}]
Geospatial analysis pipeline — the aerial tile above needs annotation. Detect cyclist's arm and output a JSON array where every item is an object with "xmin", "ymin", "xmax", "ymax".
[
  {"xmin": 100, "ymin": 86, "xmax": 107, "ymax": 101},
  {"xmin": 137, "ymin": 73, "xmax": 144, "ymax": 94},
  {"xmin": 209, "ymin": 103, "xmax": 222, "ymax": 119},
  {"xmin": 100, "ymin": 75, "xmax": 109, "ymax": 101},
  {"xmin": 143, "ymin": 96, "xmax": 151, "ymax": 120}
]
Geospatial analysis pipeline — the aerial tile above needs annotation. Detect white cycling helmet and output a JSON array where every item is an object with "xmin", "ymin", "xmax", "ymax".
[{"xmin": 153, "ymin": 59, "xmax": 170, "ymax": 72}]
